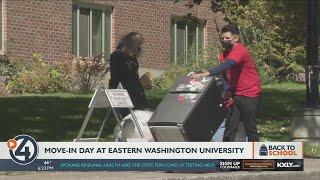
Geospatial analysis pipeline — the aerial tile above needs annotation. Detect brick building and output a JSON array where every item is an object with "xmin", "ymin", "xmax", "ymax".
[{"xmin": 0, "ymin": 0, "xmax": 225, "ymax": 71}]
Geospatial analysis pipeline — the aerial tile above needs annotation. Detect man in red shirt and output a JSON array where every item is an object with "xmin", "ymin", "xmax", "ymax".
[{"xmin": 191, "ymin": 24, "xmax": 261, "ymax": 142}]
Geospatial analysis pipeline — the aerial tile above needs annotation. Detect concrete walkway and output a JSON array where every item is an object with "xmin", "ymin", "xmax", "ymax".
[{"xmin": 0, "ymin": 158, "xmax": 319, "ymax": 180}]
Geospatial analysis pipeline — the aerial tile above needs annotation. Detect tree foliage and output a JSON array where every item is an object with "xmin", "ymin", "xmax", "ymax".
[{"xmin": 180, "ymin": 0, "xmax": 307, "ymax": 82}]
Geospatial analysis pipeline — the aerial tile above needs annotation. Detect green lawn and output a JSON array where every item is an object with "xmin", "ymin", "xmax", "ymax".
[
  {"xmin": 0, "ymin": 91, "xmax": 168, "ymax": 142},
  {"xmin": 258, "ymin": 83, "xmax": 305, "ymax": 142},
  {"xmin": 0, "ymin": 83, "xmax": 307, "ymax": 142}
]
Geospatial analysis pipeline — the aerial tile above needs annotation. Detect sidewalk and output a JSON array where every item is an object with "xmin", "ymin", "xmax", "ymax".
[{"xmin": 1, "ymin": 158, "xmax": 319, "ymax": 180}]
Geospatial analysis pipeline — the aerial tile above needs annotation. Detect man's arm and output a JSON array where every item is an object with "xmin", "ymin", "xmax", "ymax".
[
  {"xmin": 191, "ymin": 59, "xmax": 236, "ymax": 78},
  {"xmin": 208, "ymin": 59, "xmax": 236, "ymax": 76}
]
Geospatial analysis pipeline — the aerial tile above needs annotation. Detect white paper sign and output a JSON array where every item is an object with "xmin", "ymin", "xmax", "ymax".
[{"xmin": 106, "ymin": 89, "xmax": 134, "ymax": 108}]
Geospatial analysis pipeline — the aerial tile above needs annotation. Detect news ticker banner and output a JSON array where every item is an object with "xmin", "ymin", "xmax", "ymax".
[{"xmin": 0, "ymin": 135, "xmax": 303, "ymax": 171}]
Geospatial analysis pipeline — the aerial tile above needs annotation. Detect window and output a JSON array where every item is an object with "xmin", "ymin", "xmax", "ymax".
[
  {"xmin": 171, "ymin": 17, "xmax": 204, "ymax": 65},
  {"xmin": 72, "ymin": 3, "xmax": 112, "ymax": 60}
]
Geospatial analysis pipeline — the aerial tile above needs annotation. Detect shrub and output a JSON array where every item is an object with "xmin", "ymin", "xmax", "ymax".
[
  {"xmin": 6, "ymin": 54, "xmax": 109, "ymax": 94},
  {"xmin": 0, "ymin": 53, "xmax": 17, "ymax": 95},
  {"xmin": 0, "ymin": 54, "xmax": 16, "ymax": 81},
  {"xmin": 7, "ymin": 54, "xmax": 67, "ymax": 94},
  {"xmin": 0, "ymin": 81, "xmax": 9, "ymax": 95},
  {"xmin": 62, "ymin": 55, "xmax": 109, "ymax": 92},
  {"xmin": 153, "ymin": 43, "xmax": 221, "ymax": 90},
  {"xmin": 153, "ymin": 64, "xmax": 189, "ymax": 90}
]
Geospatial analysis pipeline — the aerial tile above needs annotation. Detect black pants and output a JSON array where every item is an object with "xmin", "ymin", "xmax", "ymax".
[
  {"xmin": 223, "ymin": 96, "xmax": 261, "ymax": 142},
  {"xmin": 114, "ymin": 90, "xmax": 148, "ymax": 120}
]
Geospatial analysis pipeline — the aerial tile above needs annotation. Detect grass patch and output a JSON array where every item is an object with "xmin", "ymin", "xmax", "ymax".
[
  {"xmin": 261, "ymin": 82, "xmax": 305, "ymax": 118},
  {"xmin": 0, "ymin": 93, "xmax": 115, "ymax": 141},
  {"xmin": 0, "ymin": 90, "xmax": 168, "ymax": 142},
  {"xmin": 304, "ymin": 144, "xmax": 320, "ymax": 158},
  {"xmin": 257, "ymin": 82, "xmax": 305, "ymax": 142},
  {"xmin": 258, "ymin": 119, "xmax": 291, "ymax": 142}
]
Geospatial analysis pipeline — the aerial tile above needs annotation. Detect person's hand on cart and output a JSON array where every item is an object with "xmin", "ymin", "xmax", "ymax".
[
  {"xmin": 190, "ymin": 70, "xmax": 210, "ymax": 79},
  {"xmin": 223, "ymin": 91, "xmax": 234, "ymax": 108}
]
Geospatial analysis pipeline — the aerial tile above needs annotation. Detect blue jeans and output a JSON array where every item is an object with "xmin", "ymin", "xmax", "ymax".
[
  {"xmin": 211, "ymin": 119, "xmax": 226, "ymax": 142},
  {"xmin": 211, "ymin": 119, "xmax": 248, "ymax": 142}
]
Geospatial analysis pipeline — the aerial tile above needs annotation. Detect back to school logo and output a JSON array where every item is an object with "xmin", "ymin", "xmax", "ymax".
[
  {"xmin": 7, "ymin": 135, "xmax": 39, "ymax": 165},
  {"xmin": 258, "ymin": 144, "xmax": 298, "ymax": 157}
]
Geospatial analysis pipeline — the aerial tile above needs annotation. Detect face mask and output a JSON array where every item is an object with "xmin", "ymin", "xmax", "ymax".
[{"xmin": 221, "ymin": 40, "xmax": 233, "ymax": 50}]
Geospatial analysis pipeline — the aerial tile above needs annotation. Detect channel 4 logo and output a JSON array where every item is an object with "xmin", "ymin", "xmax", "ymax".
[{"xmin": 7, "ymin": 135, "xmax": 39, "ymax": 165}]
